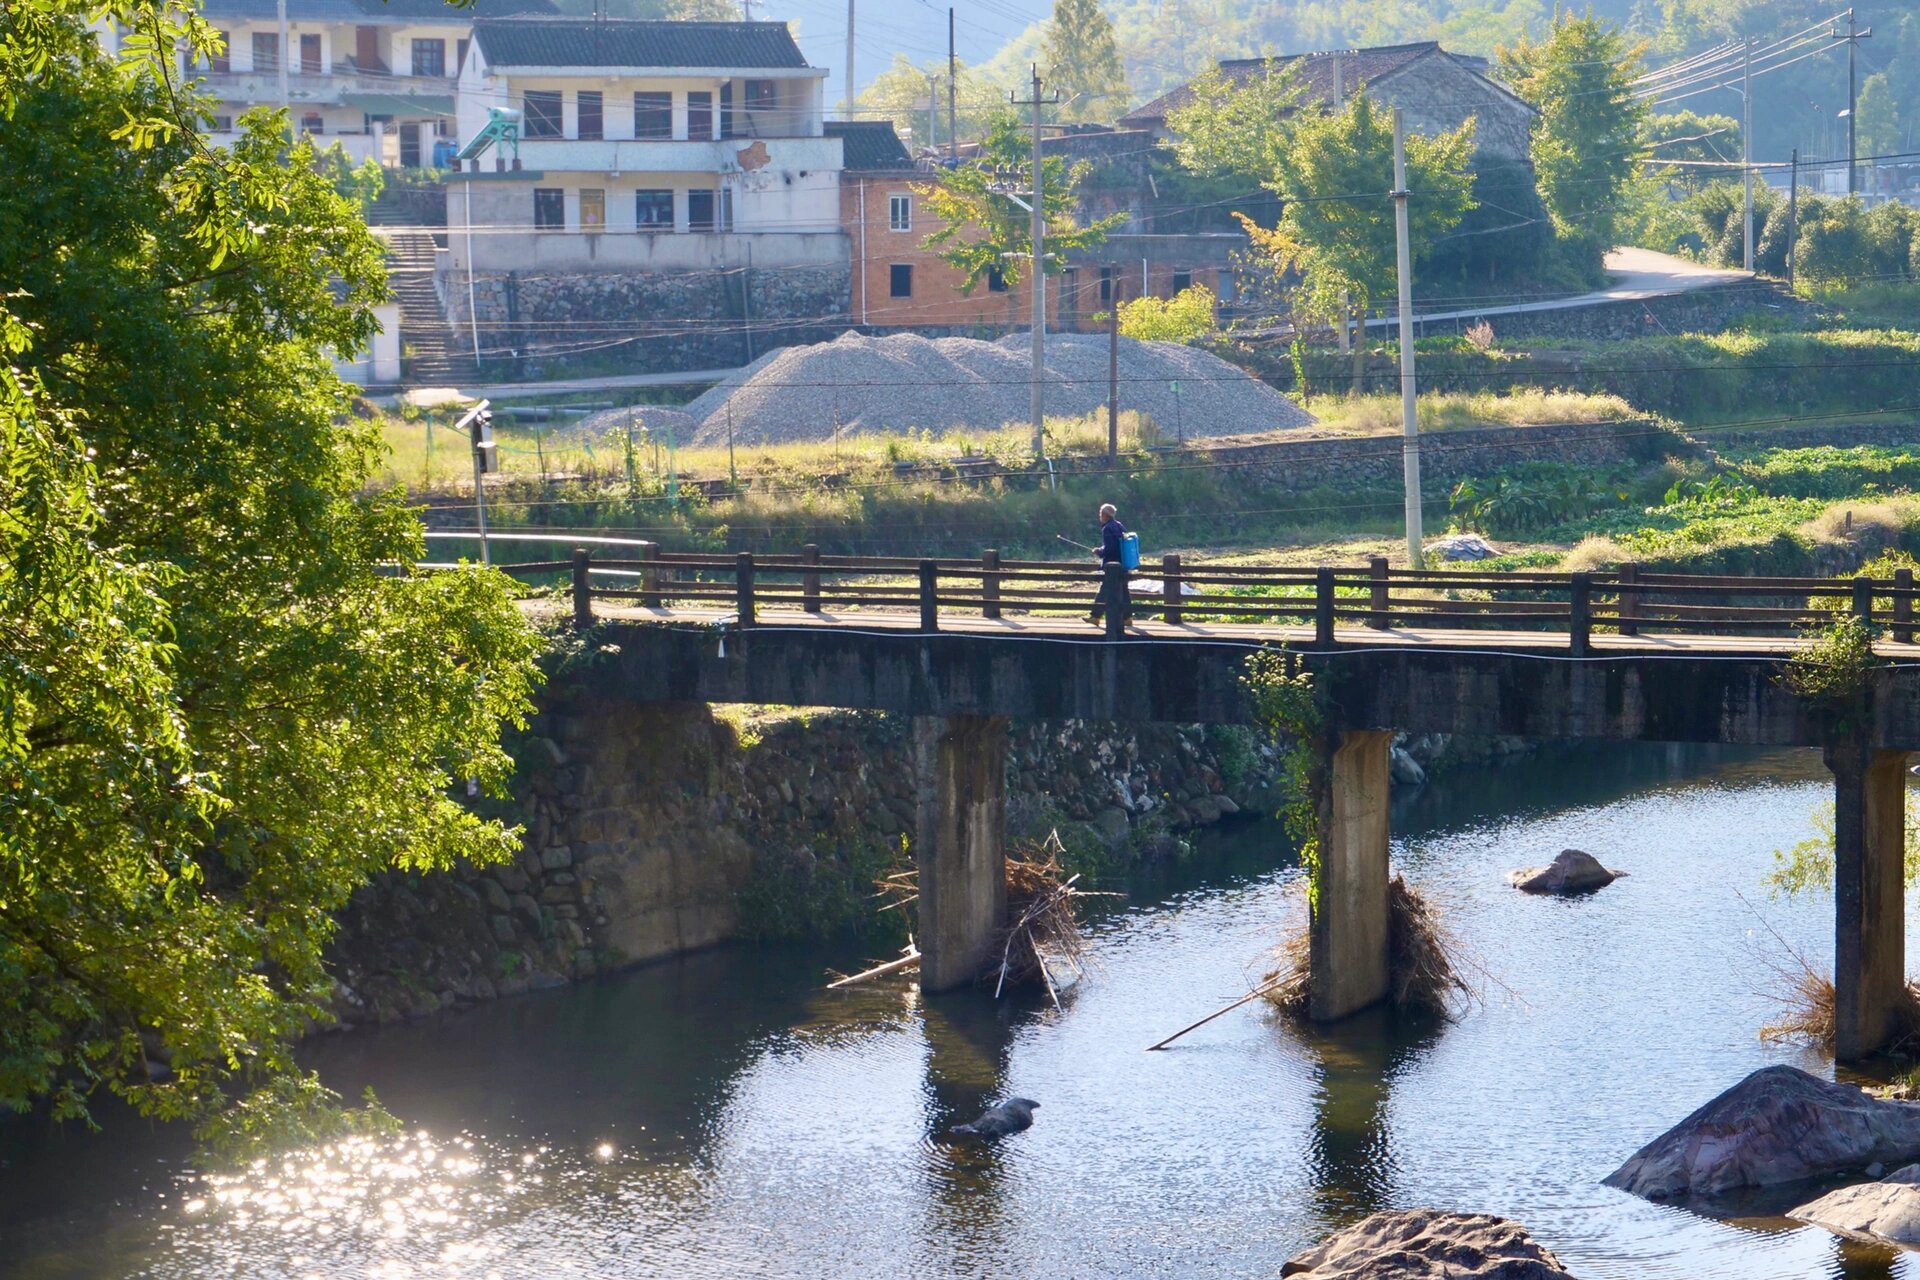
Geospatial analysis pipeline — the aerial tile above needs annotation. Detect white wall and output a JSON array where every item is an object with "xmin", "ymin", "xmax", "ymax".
[{"xmin": 333, "ymin": 300, "xmax": 402, "ymax": 385}]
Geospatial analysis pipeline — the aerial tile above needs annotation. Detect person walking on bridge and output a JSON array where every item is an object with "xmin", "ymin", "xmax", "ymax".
[{"xmin": 1087, "ymin": 503, "xmax": 1133, "ymax": 629}]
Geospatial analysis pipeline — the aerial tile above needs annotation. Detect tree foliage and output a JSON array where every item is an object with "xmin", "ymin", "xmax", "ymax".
[
  {"xmin": 1640, "ymin": 109, "xmax": 1741, "ymax": 194},
  {"xmin": 1117, "ymin": 284, "xmax": 1217, "ymax": 343},
  {"xmin": 1041, "ymin": 0, "xmax": 1129, "ymax": 122},
  {"xmin": 1498, "ymin": 13, "xmax": 1648, "ymax": 281},
  {"xmin": 916, "ymin": 110, "xmax": 1126, "ymax": 293},
  {"xmin": 854, "ymin": 54, "xmax": 1008, "ymax": 151},
  {"xmin": 1164, "ymin": 59, "xmax": 1301, "ymax": 184},
  {"xmin": 0, "ymin": 14, "xmax": 543, "ymax": 1138},
  {"xmin": 1239, "ymin": 92, "xmax": 1477, "ymax": 323}
]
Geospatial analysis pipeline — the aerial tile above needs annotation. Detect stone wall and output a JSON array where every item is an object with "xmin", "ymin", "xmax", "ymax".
[{"xmin": 442, "ymin": 264, "xmax": 851, "ymax": 377}]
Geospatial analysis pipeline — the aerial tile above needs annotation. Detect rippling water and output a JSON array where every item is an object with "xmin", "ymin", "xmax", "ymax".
[{"xmin": 5, "ymin": 744, "xmax": 1919, "ymax": 1279}]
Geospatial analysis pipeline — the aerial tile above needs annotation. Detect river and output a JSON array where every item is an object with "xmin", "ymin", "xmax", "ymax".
[{"xmin": 4, "ymin": 743, "xmax": 1918, "ymax": 1278}]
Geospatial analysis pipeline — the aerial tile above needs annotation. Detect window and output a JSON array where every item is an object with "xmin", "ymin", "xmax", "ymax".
[
  {"xmin": 1172, "ymin": 269, "xmax": 1193, "ymax": 294},
  {"xmin": 718, "ymin": 186, "xmax": 734, "ymax": 232},
  {"xmin": 687, "ymin": 188, "xmax": 715, "ymax": 232},
  {"xmin": 212, "ymin": 114, "xmax": 234, "ymax": 131},
  {"xmin": 411, "ymin": 37, "xmax": 445, "ymax": 78},
  {"xmin": 889, "ymin": 264, "xmax": 913, "ymax": 298},
  {"xmin": 580, "ymin": 188, "xmax": 605, "ymax": 232},
  {"xmin": 718, "ymin": 82, "xmax": 734, "ymax": 139},
  {"xmin": 533, "ymin": 188, "xmax": 564, "ymax": 229},
  {"xmin": 523, "ymin": 90, "xmax": 561, "ymax": 139},
  {"xmin": 745, "ymin": 78, "xmax": 777, "ymax": 110},
  {"xmin": 888, "ymin": 194, "xmax": 911, "ymax": 232},
  {"xmin": 1099, "ymin": 266, "xmax": 1112, "ymax": 303},
  {"xmin": 299, "ymin": 33, "xmax": 321, "ymax": 75},
  {"xmin": 354, "ymin": 25, "xmax": 381, "ymax": 72},
  {"xmin": 251, "ymin": 31, "xmax": 279, "ymax": 73},
  {"xmin": 301, "ymin": 112, "xmax": 324, "ymax": 134},
  {"xmin": 576, "ymin": 90, "xmax": 602, "ymax": 140},
  {"xmin": 633, "ymin": 91, "xmax": 672, "ymax": 139},
  {"xmin": 986, "ymin": 265, "xmax": 1008, "ymax": 293},
  {"xmin": 635, "ymin": 188, "xmax": 674, "ymax": 228},
  {"xmin": 687, "ymin": 90, "xmax": 712, "ymax": 139},
  {"xmin": 208, "ymin": 30, "xmax": 229, "ymax": 73}
]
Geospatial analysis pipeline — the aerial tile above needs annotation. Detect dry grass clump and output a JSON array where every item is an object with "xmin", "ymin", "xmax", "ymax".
[
  {"xmin": 1261, "ymin": 877, "xmax": 1473, "ymax": 1021},
  {"xmin": 1559, "ymin": 534, "xmax": 1629, "ymax": 573},
  {"xmin": 1308, "ymin": 389, "xmax": 1636, "ymax": 437},
  {"xmin": 1802, "ymin": 496, "xmax": 1920, "ymax": 546},
  {"xmin": 1758, "ymin": 948, "xmax": 1920, "ymax": 1055}
]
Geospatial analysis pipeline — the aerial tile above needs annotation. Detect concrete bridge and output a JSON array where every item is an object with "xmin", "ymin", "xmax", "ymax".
[{"xmin": 461, "ymin": 535, "xmax": 1920, "ymax": 1060}]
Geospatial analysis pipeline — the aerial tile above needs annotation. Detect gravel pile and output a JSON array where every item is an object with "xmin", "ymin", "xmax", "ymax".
[{"xmin": 679, "ymin": 330, "xmax": 1312, "ymax": 446}]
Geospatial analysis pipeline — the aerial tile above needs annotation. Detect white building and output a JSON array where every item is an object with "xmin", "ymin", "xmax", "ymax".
[
  {"xmin": 189, "ymin": 0, "xmax": 555, "ymax": 169},
  {"xmin": 446, "ymin": 18, "xmax": 844, "ymax": 273}
]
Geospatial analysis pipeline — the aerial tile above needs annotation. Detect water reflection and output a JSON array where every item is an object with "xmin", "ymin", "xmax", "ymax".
[{"xmin": 1295, "ymin": 1007, "xmax": 1439, "ymax": 1223}]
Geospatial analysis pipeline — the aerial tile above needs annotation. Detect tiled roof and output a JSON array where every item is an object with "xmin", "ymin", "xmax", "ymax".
[
  {"xmin": 472, "ymin": 18, "xmax": 810, "ymax": 70},
  {"xmin": 1122, "ymin": 41, "xmax": 1473, "ymax": 127},
  {"xmin": 826, "ymin": 120, "xmax": 912, "ymax": 171},
  {"xmin": 357, "ymin": 0, "xmax": 557, "ymax": 17},
  {"xmin": 200, "ymin": 0, "xmax": 554, "ymax": 21}
]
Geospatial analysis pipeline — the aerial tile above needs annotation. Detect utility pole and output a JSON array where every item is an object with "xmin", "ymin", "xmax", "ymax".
[
  {"xmin": 845, "ymin": 0, "xmax": 855, "ymax": 121},
  {"xmin": 1834, "ymin": 10, "xmax": 1873, "ymax": 195},
  {"xmin": 1391, "ymin": 110, "xmax": 1425, "ymax": 570},
  {"xmin": 1009, "ymin": 64, "xmax": 1059, "ymax": 459},
  {"xmin": 947, "ymin": 7, "xmax": 958, "ymax": 163},
  {"xmin": 1789, "ymin": 148, "xmax": 1800, "ymax": 286},
  {"xmin": 1107, "ymin": 271, "xmax": 1119, "ymax": 460},
  {"xmin": 276, "ymin": 0, "xmax": 290, "ymax": 139},
  {"xmin": 1742, "ymin": 34, "xmax": 1754, "ymax": 270}
]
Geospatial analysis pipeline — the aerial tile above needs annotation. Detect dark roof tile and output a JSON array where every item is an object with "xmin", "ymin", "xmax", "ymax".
[
  {"xmin": 473, "ymin": 18, "xmax": 810, "ymax": 70},
  {"xmin": 1123, "ymin": 42, "xmax": 1474, "ymax": 126},
  {"xmin": 825, "ymin": 120, "xmax": 912, "ymax": 171}
]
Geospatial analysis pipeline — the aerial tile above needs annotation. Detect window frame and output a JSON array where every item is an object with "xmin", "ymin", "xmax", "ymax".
[
  {"xmin": 633, "ymin": 90, "xmax": 672, "ymax": 139},
  {"xmin": 251, "ymin": 31, "xmax": 279, "ymax": 73},
  {"xmin": 299, "ymin": 33, "xmax": 322, "ymax": 75},
  {"xmin": 208, "ymin": 30, "xmax": 230, "ymax": 73},
  {"xmin": 410, "ymin": 37, "xmax": 445, "ymax": 78},
  {"xmin": 888, "ymin": 193, "xmax": 911, "ymax": 232},
  {"xmin": 576, "ymin": 90, "xmax": 603, "ymax": 141},
  {"xmin": 986, "ymin": 265, "xmax": 1008, "ymax": 293},
  {"xmin": 522, "ymin": 90, "xmax": 562, "ymax": 139},
  {"xmin": 1171, "ymin": 269, "xmax": 1194, "ymax": 294},
  {"xmin": 533, "ymin": 187, "xmax": 565, "ymax": 230},
  {"xmin": 889, "ymin": 263, "xmax": 914, "ymax": 298},
  {"xmin": 687, "ymin": 188, "xmax": 716, "ymax": 233},
  {"xmin": 635, "ymin": 188, "xmax": 674, "ymax": 230},
  {"xmin": 579, "ymin": 188, "xmax": 606, "ymax": 233},
  {"xmin": 686, "ymin": 90, "xmax": 713, "ymax": 139}
]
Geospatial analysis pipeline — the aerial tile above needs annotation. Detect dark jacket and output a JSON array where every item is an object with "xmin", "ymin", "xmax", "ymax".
[{"xmin": 1098, "ymin": 518, "xmax": 1126, "ymax": 564}]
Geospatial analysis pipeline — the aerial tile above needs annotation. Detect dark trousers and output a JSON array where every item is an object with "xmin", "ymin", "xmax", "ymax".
[{"xmin": 1091, "ymin": 568, "xmax": 1132, "ymax": 622}]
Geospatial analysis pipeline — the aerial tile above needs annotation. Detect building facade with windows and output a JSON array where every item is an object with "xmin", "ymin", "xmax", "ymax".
[
  {"xmin": 188, "ymin": 0, "xmax": 555, "ymax": 168},
  {"xmin": 446, "ymin": 19, "xmax": 842, "ymax": 272}
]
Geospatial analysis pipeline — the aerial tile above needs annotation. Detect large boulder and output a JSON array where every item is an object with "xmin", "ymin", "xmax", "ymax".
[
  {"xmin": 1509, "ymin": 849, "xmax": 1619, "ymax": 895},
  {"xmin": 1280, "ymin": 1210, "xmax": 1578, "ymax": 1279},
  {"xmin": 1605, "ymin": 1065, "xmax": 1920, "ymax": 1199},
  {"xmin": 1789, "ymin": 1163, "xmax": 1920, "ymax": 1245}
]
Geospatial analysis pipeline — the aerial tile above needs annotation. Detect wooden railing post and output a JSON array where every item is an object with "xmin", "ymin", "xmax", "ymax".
[
  {"xmin": 1569, "ymin": 572, "xmax": 1591, "ymax": 657},
  {"xmin": 1162, "ymin": 553, "xmax": 1182, "ymax": 626},
  {"xmin": 1895, "ymin": 567, "xmax": 1914, "ymax": 644},
  {"xmin": 982, "ymin": 548, "xmax": 1001, "ymax": 620},
  {"xmin": 736, "ymin": 551, "xmax": 755, "ymax": 627},
  {"xmin": 1315, "ymin": 568, "xmax": 1336, "ymax": 648},
  {"xmin": 801, "ymin": 543, "xmax": 821, "ymax": 614},
  {"xmin": 1854, "ymin": 576, "xmax": 1875, "ymax": 624},
  {"xmin": 1104, "ymin": 562, "xmax": 1128, "ymax": 639},
  {"xmin": 1367, "ymin": 555, "xmax": 1389, "ymax": 630},
  {"xmin": 638, "ymin": 541, "xmax": 661, "ymax": 609},
  {"xmin": 571, "ymin": 548, "xmax": 593, "ymax": 630},
  {"xmin": 919, "ymin": 559, "xmax": 939, "ymax": 633},
  {"xmin": 1617, "ymin": 562, "xmax": 1640, "ymax": 638}
]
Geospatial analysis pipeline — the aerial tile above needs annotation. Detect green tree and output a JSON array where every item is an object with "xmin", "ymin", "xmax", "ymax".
[
  {"xmin": 917, "ymin": 110, "xmax": 1126, "ymax": 293},
  {"xmin": 1116, "ymin": 284, "xmax": 1217, "ymax": 342},
  {"xmin": 1239, "ymin": 92, "xmax": 1477, "ymax": 324},
  {"xmin": 1857, "ymin": 72, "xmax": 1901, "ymax": 160},
  {"xmin": 1041, "ymin": 0, "xmax": 1129, "ymax": 122},
  {"xmin": 315, "ymin": 139, "xmax": 385, "ymax": 210},
  {"xmin": 1640, "ymin": 109, "xmax": 1741, "ymax": 194},
  {"xmin": 1164, "ymin": 59, "xmax": 1301, "ymax": 185},
  {"xmin": 0, "ymin": 16, "xmax": 543, "ymax": 1140},
  {"xmin": 1499, "ymin": 13, "xmax": 1648, "ymax": 282},
  {"xmin": 854, "ymin": 54, "xmax": 1007, "ymax": 149}
]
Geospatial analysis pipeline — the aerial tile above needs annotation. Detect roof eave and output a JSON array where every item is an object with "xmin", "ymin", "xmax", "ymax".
[{"xmin": 481, "ymin": 62, "xmax": 824, "ymax": 77}]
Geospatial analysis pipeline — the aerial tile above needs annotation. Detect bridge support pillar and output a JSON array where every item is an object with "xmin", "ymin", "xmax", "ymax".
[
  {"xmin": 1310, "ymin": 729, "xmax": 1394, "ymax": 1022},
  {"xmin": 1829, "ymin": 742, "xmax": 1910, "ymax": 1061},
  {"xmin": 914, "ymin": 714, "xmax": 1009, "ymax": 993}
]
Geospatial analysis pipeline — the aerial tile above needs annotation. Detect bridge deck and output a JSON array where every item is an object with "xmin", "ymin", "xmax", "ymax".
[{"xmin": 532, "ymin": 600, "xmax": 1920, "ymax": 660}]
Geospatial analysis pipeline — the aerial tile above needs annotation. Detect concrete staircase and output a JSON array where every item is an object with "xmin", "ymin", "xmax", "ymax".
[{"xmin": 383, "ymin": 230, "xmax": 472, "ymax": 386}]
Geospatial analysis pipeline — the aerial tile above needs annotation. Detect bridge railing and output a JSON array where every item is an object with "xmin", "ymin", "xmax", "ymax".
[{"xmin": 419, "ymin": 532, "xmax": 1919, "ymax": 651}]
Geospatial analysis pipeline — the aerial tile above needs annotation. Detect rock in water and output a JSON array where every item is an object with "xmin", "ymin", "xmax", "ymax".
[
  {"xmin": 1790, "ymin": 1163, "xmax": 1920, "ymax": 1245},
  {"xmin": 1280, "ymin": 1209, "xmax": 1577, "ymax": 1279},
  {"xmin": 1508, "ymin": 849, "xmax": 1620, "ymax": 895},
  {"xmin": 1605, "ymin": 1065, "xmax": 1920, "ymax": 1199},
  {"xmin": 951, "ymin": 1097, "xmax": 1039, "ymax": 1137}
]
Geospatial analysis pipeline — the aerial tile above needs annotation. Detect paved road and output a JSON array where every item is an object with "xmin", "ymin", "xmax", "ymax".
[{"xmin": 1361, "ymin": 247, "xmax": 1753, "ymax": 330}]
